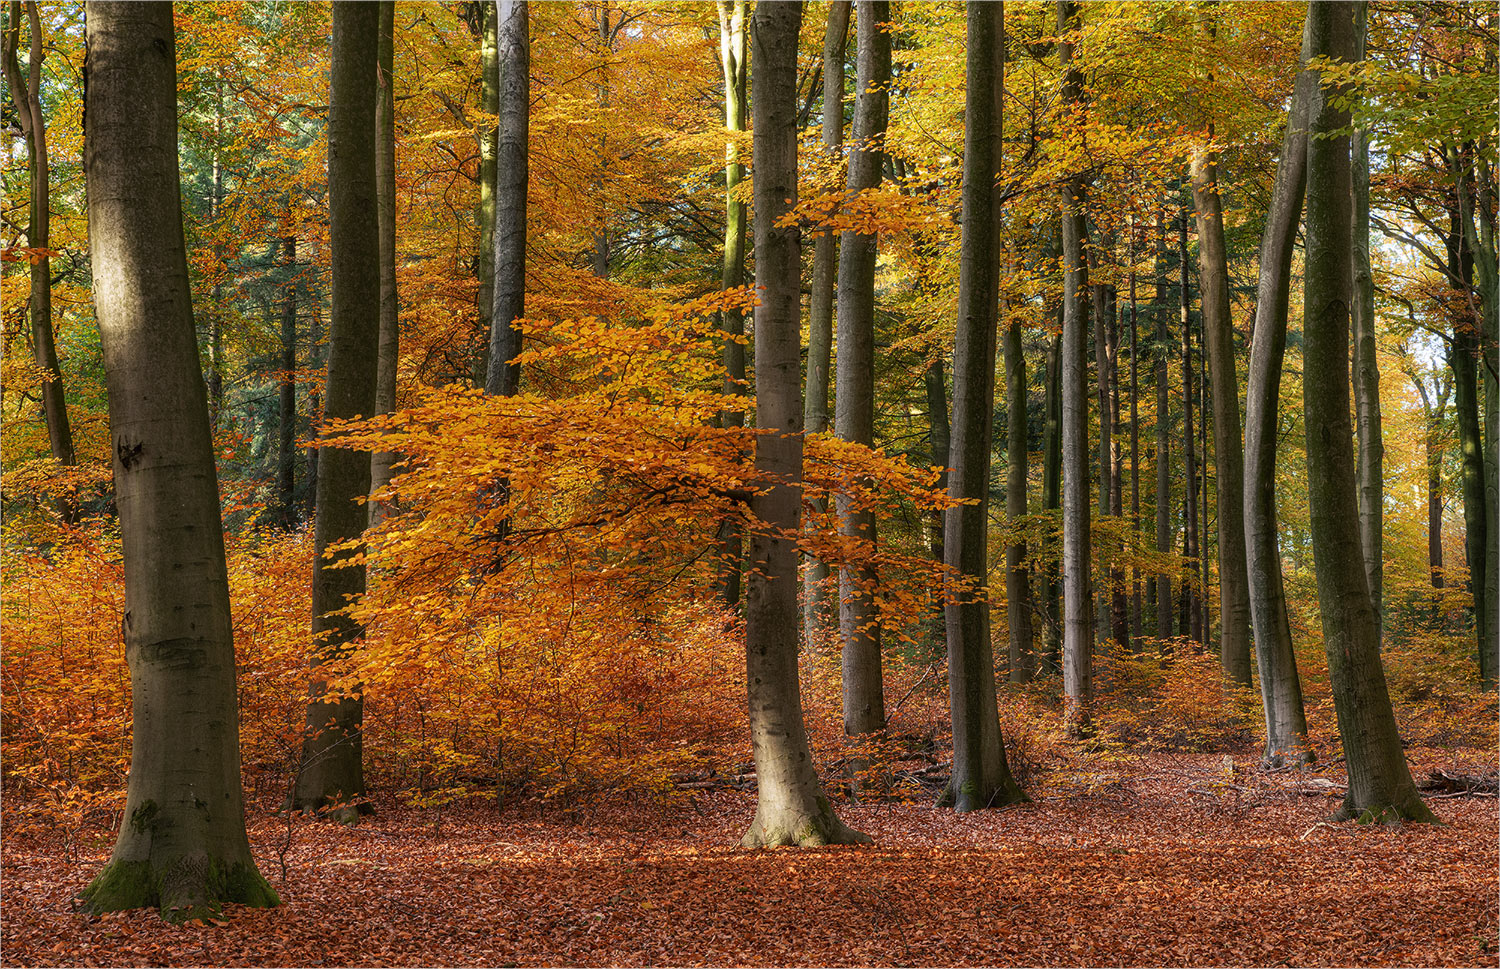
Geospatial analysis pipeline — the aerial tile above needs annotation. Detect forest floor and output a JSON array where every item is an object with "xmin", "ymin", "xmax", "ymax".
[{"xmin": 3, "ymin": 748, "xmax": 1496, "ymax": 968}]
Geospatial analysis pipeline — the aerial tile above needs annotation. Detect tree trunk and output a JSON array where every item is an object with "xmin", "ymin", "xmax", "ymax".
[
  {"xmin": 1041, "ymin": 327, "xmax": 1063, "ymax": 672},
  {"xmin": 1153, "ymin": 211, "xmax": 1173, "ymax": 639},
  {"xmin": 486, "ymin": 0, "xmax": 528, "ymax": 398},
  {"xmin": 370, "ymin": 0, "xmax": 399, "ymax": 526},
  {"xmin": 292, "ymin": 2, "xmax": 382, "ymax": 818},
  {"xmin": 1107, "ymin": 265, "xmax": 1128, "ymax": 651},
  {"xmin": 78, "ymin": 1, "xmax": 278, "ymax": 920},
  {"xmin": 1303, "ymin": 1, "xmax": 1433, "ymax": 823},
  {"xmin": 1244, "ymin": 10, "xmax": 1314, "ymax": 767},
  {"xmin": 1178, "ymin": 205, "xmax": 1201, "ymax": 645},
  {"xmin": 3, "ymin": 0, "xmax": 77, "ymax": 476},
  {"xmin": 944, "ymin": 1, "xmax": 1025, "ymax": 810},
  {"xmin": 278, "ymin": 236, "xmax": 299, "ymax": 528},
  {"xmin": 1005, "ymin": 313, "xmax": 1034, "ymax": 682},
  {"xmin": 1190, "ymin": 106, "xmax": 1251, "ymax": 684},
  {"xmin": 1058, "ymin": 0, "xmax": 1093, "ymax": 737},
  {"xmin": 803, "ymin": 0, "xmax": 850, "ymax": 650},
  {"xmin": 1349, "ymin": 5, "xmax": 1384, "ymax": 630},
  {"xmin": 925, "ymin": 355, "xmax": 950, "ymax": 654},
  {"xmin": 305, "ymin": 304, "xmax": 321, "ymax": 524},
  {"xmin": 835, "ymin": 0, "xmax": 891, "ymax": 777},
  {"xmin": 472, "ymin": 0, "xmax": 499, "ymax": 385},
  {"xmin": 1128, "ymin": 244, "xmax": 1143, "ymax": 640},
  {"xmin": 741, "ymin": 0, "xmax": 866, "ymax": 848}
]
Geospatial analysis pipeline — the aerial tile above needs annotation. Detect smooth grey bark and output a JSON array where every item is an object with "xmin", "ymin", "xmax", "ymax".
[
  {"xmin": 741, "ymin": 0, "xmax": 866, "ymax": 848},
  {"xmin": 473, "ymin": 0, "xmax": 499, "ymax": 385},
  {"xmin": 1153, "ymin": 211, "xmax": 1173, "ymax": 638},
  {"xmin": 1005, "ymin": 314, "xmax": 1034, "ymax": 682},
  {"xmin": 802, "ymin": 0, "xmax": 850, "ymax": 648},
  {"xmin": 1058, "ymin": 0, "xmax": 1092, "ymax": 738},
  {"xmin": 1128, "ymin": 249, "xmax": 1143, "ymax": 640},
  {"xmin": 1041, "ymin": 327, "xmax": 1063, "ymax": 672},
  {"xmin": 3, "ymin": 0, "xmax": 77, "ymax": 474},
  {"xmin": 835, "ymin": 0, "xmax": 891, "ymax": 764},
  {"xmin": 1245, "ymin": 11, "xmax": 1315, "ymax": 767},
  {"xmin": 370, "ymin": 0, "xmax": 399, "ymax": 526},
  {"xmin": 1191, "ymin": 119, "xmax": 1251, "ymax": 686},
  {"xmin": 292, "ymin": 2, "xmax": 381, "ymax": 817},
  {"xmin": 277, "ymin": 236, "xmax": 299, "ymax": 528},
  {"xmin": 925, "ymin": 355, "xmax": 950, "ymax": 651},
  {"xmin": 1178, "ymin": 206, "xmax": 1202, "ymax": 645},
  {"xmin": 1304, "ymin": 1, "xmax": 1433, "ymax": 823},
  {"xmin": 943, "ymin": 0, "xmax": 1025, "ymax": 810},
  {"xmin": 486, "ymin": 0, "xmax": 528, "ymax": 398},
  {"xmin": 77, "ymin": 1, "xmax": 278, "ymax": 920},
  {"xmin": 1350, "ymin": 5, "xmax": 1383, "ymax": 628}
]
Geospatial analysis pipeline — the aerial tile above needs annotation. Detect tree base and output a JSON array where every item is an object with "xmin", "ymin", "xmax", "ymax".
[
  {"xmin": 937, "ymin": 777, "xmax": 1029, "ymax": 813},
  {"xmin": 1331, "ymin": 792, "xmax": 1439, "ymax": 825},
  {"xmin": 281, "ymin": 795, "xmax": 375, "ymax": 825},
  {"xmin": 740, "ymin": 798, "xmax": 871, "ymax": 848},
  {"xmin": 78, "ymin": 855, "xmax": 280, "ymax": 924}
]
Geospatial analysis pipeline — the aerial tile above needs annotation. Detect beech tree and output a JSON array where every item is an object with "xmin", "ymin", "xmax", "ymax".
[
  {"xmin": 713, "ymin": 0, "xmax": 747, "ymax": 608},
  {"xmin": 76, "ymin": 0, "xmax": 278, "ymax": 920},
  {"xmin": 487, "ymin": 0, "xmax": 529, "ymax": 398},
  {"xmin": 370, "ymin": 0, "xmax": 399, "ymax": 522}
]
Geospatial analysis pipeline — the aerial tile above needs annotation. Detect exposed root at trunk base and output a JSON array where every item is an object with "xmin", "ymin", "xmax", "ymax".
[
  {"xmin": 77, "ymin": 854, "xmax": 280, "ymax": 923},
  {"xmin": 740, "ymin": 799, "xmax": 871, "ymax": 847},
  {"xmin": 1330, "ymin": 792, "xmax": 1440, "ymax": 825}
]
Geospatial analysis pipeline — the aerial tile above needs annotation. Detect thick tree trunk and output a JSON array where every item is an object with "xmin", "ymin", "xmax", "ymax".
[
  {"xmin": 1041, "ymin": 327, "xmax": 1063, "ymax": 672},
  {"xmin": 486, "ymin": 0, "xmax": 528, "ymax": 398},
  {"xmin": 803, "ymin": 0, "xmax": 850, "ymax": 649},
  {"xmin": 78, "ymin": 2, "xmax": 278, "ymax": 920},
  {"xmin": 741, "ymin": 0, "xmax": 866, "ymax": 848},
  {"xmin": 1244, "ymin": 12, "xmax": 1314, "ymax": 767},
  {"xmin": 472, "ymin": 0, "xmax": 499, "ymax": 385},
  {"xmin": 1058, "ymin": 0, "xmax": 1093, "ymax": 738},
  {"xmin": 1191, "ymin": 132, "xmax": 1251, "ymax": 685},
  {"xmin": 835, "ymin": 0, "xmax": 891, "ymax": 774},
  {"xmin": 1178, "ymin": 206, "xmax": 1201, "ymax": 645},
  {"xmin": 944, "ymin": 1, "xmax": 1025, "ymax": 810},
  {"xmin": 278, "ymin": 237, "xmax": 299, "ymax": 528},
  {"xmin": 3, "ymin": 1, "xmax": 77, "ymax": 476},
  {"xmin": 292, "ymin": 3, "xmax": 382, "ymax": 817},
  {"xmin": 1303, "ymin": 2, "xmax": 1433, "ymax": 823},
  {"xmin": 1153, "ymin": 211, "xmax": 1173, "ymax": 639},
  {"xmin": 370, "ymin": 0, "xmax": 399, "ymax": 526},
  {"xmin": 1005, "ymin": 314, "xmax": 1034, "ymax": 682}
]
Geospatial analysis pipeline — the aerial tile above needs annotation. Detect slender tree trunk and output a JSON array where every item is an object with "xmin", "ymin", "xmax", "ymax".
[
  {"xmin": 305, "ymin": 304, "xmax": 321, "ymax": 524},
  {"xmin": 1107, "ymin": 265, "xmax": 1128, "ymax": 651},
  {"xmin": 803, "ymin": 0, "xmax": 851, "ymax": 649},
  {"xmin": 1153, "ymin": 211, "xmax": 1173, "ymax": 639},
  {"xmin": 835, "ymin": 0, "xmax": 891, "ymax": 776},
  {"xmin": 78, "ymin": 2, "xmax": 278, "ymax": 919},
  {"xmin": 1304, "ymin": 1, "xmax": 1433, "ymax": 823},
  {"xmin": 472, "ymin": 0, "xmax": 499, "ymax": 385},
  {"xmin": 486, "ymin": 0, "xmax": 528, "ymax": 398},
  {"xmin": 1405, "ymin": 363, "xmax": 1450, "ymax": 590},
  {"xmin": 944, "ymin": 0, "xmax": 1025, "ymax": 809},
  {"xmin": 741, "ymin": 0, "xmax": 866, "ymax": 847},
  {"xmin": 278, "ymin": 237, "xmax": 299, "ymax": 528},
  {"xmin": 370, "ymin": 0, "xmax": 399, "ymax": 526},
  {"xmin": 1349, "ymin": 5, "xmax": 1383, "ymax": 630},
  {"xmin": 1128, "ymin": 245, "xmax": 1143, "ymax": 641},
  {"xmin": 1058, "ymin": 0, "xmax": 1092, "ymax": 737},
  {"xmin": 925, "ymin": 355, "xmax": 950, "ymax": 653},
  {"xmin": 1245, "ymin": 11, "xmax": 1315, "ymax": 767},
  {"xmin": 292, "ymin": 3, "xmax": 382, "ymax": 818},
  {"xmin": 1179, "ymin": 206, "xmax": 1201, "ymax": 645},
  {"xmin": 3, "ymin": 1, "xmax": 76, "ymax": 476},
  {"xmin": 1005, "ymin": 313, "xmax": 1034, "ymax": 682},
  {"xmin": 1041, "ymin": 327, "xmax": 1063, "ymax": 671}
]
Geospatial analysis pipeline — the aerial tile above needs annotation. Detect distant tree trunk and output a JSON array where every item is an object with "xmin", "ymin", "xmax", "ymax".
[
  {"xmin": 1058, "ymin": 0, "xmax": 1093, "ymax": 738},
  {"xmin": 1128, "ymin": 244, "xmax": 1143, "ymax": 641},
  {"xmin": 835, "ymin": 0, "xmax": 891, "ymax": 780},
  {"xmin": 291, "ymin": 3, "xmax": 382, "ymax": 818},
  {"xmin": 741, "ymin": 0, "xmax": 866, "ymax": 848},
  {"xmin": 369, "ymin": 0, "xmax": 399, "ymax": 526},
  {"xmin": 1304, "ymin": 1, "xmax": 1433, "ymax": 823},
  {"xmin": 944, "ymin": 0, "xmax": 1026, "ymax": 810},
  {"xmin": 3, "ymin": 0, "xmax": 77, "ymax": 477},
  {"xmin": 713, "ymin": 0, "xmax": 749, "ymax": 609},
  {"xmin": 1244, "ymin": 10, "xmax": 1315, "ymax": 767},
  {"xmin": 1107, "ymin": 266, "xmax": 1128, "ymax": 651},
  {"xmin": 1447, "ymin": 199, "xmax": 1489, "ymax": 684},
  {"xmin": 486, "ymin": 0, "xmax": 528, "ymax": 398},
  {"xmin": 1153, "ymin": 211, "xmax": 1173, "ymax": 639},
  {"xmin": 925, "ymin": 355, "xmax": 950, "ymax": 652},
  {"xmin": 305, "ymin": 305, "xmax": 321, "ymax": 524},
  {"xmin": 1349, "ymin": 5, "xmax": 1383, "ymax": 630},
  {"xmin": 803, "ymin": 0, "xmax": 851, "ymax": 649},
  {"xmin": 1041, "ymin": 326, "xmax": 1063, "ymax": 671},
  {"xmin": 1005, "ymin": 312, "xmax": 1034, "ymax": 682},
  {"xmin": 278, "ymin": 236, "xmax": 299, "ymax": 528},
  {"xmin": 1178, "ymin": 206, "xmax": 1201, "ymax": 645},
  {"xmin": 472, "ymin": 0, "xmax": 499, "ymax": 385},
  {"xmin": 1191, "ymin": 108, "xmax": 1251, "ymax": 684},
  {"xmin": 591, "ymin": 3, "xmax": 612, "ymax": 277},
  {"xmin": 77, "ymin": 1, "xmax": 278, "ymax": 920},
  {"xmin": 1403, "ymin": 358, "xmax": 1450, "ymax": 590}
]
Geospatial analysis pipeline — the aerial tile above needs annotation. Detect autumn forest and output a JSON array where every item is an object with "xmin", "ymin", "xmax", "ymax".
[{"xmin": 1, "ymin": 1, "xmax": 1497, "ymax": 966}]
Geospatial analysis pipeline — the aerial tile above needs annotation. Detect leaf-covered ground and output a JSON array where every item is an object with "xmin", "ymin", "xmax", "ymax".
[{"xmin": 4, "ymin": 751, "xmax": 1496, "ymax": 968}]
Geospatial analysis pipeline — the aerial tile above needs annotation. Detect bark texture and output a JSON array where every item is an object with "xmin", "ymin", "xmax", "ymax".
[
  {"xmin": 1350, "ymin": 5, "xmax": 1383, "ymax": 628},
  {"xmin": 486, "ymin": 0, "xmax": 528, "ymax": 398},
  {"xmin": 1152, "ymin": 212, "xmax": 1173, "ymax": 639},
  {"xmin": 277, "ymin": 237, "xmax": 299, "ymax": 528},
  {"xmin": 78, "ymin": 1, "xmax": 278, "ymax": 920},
  {"xmin": 1005, "ymin": 314, "xmax": 1034, "ymax": 682},
  {"xmin": 472, "ymin": 0, "xmax": 499, "ymax": 384},
  {"xmin": 370, "ymin": 0, "xmax": 400, "ymax": 526}
]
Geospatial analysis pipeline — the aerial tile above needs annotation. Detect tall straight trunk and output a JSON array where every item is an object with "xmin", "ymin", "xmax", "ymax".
[
  {"xmin": 1178, "ymin": 206, "xmax": 1202, "ymax": 645},
  {"xmin": 292, "ymin": 3, "xmax": 382, "ymax": 817},
  {"xmin": 803, "ymin": 0, "xmax": 851, "ymax": 649},
  {"xmin": 305, "ymin": 304, "xmax": 321, "ymax": 524},
  {"xmin": 1153, "ymin": 211, "xmax": 1173, "ymax": 639},
  {"xmin": 1245, "ymin": 10, "xmax": 1315, "ymax": 767},
  {"xmin": 1349, "ymin": 5, "xmax": 1383, "ymax": 629},
  {"xmin": 1005, "ymin": 313, "xmax": 1034, "ymax": 681},
  {"xmin": 835, "ymin": 0, "xmax": 891, "ymax": 758},
  {"xmin": 207, "ymin": 93, "xmax": 224, "ymax": 427},
  {"xmin": 1199, "ymin": 336, "xmax": 1210, "ymax": 645},
  {"xmin": 741, "ymin": 0, "xmax": 865, "ymax": 848},
  {"xmin": 3, "ymin": 0, "xmax": 76, "ymax": 473},
  {"xmin": 1192, "ymin": 145, "xmax": 1251, "ymax": 684},
  {"xmin": 1058, "ymin": 0, "xmax": 1093, "ymax": 737},
  {"xmin": 591, "ymin": 3, "xmax": 611, "ymax": 277},
  {"xmin": 925, "ymin": 355, "xmax": 950, "ymax": 652},
  {"xmin": 1041, "ymin": 327, "xmax": 1063, "ymax": 671},
  {"xmin": 278, "ymin": 236, "xmax": 299, "ymax": 528},
  {"xmin": 944, "ymin": 0, "xmax": 1024, "ymax": 810},
  {"xmin": 1304, "ymin": 1, "xmax": 1432, "ymax": 823},
  {"xmin": 77, "ymin": 1, "xmax": 278, "ymax": 920},
  {"xmin": 1107, "ymin": 266, "xmax": 1128, "ymax": 650},
  {"xmin": 713, "ymin": 0, "xmax": 749, "ymax": 609},
  {"xmin": 1128, "ymin": 246, "xmax": 1143, "ymax": 640},
  {"xmin": 1407, "ymin": 365, "xmax": 1450, "ymax": 590},
  {"xmin": 370, "ymin": 0, "xmax": 399, "ymax": 525},
  {"xmin": 486, "ymin": 0, "xmax": 528, "ymax": 398},
  {"xmin": 472, "ymin": 0, "xmax": 499, "ymax": 385}
]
